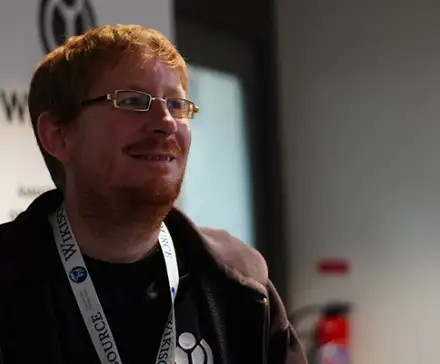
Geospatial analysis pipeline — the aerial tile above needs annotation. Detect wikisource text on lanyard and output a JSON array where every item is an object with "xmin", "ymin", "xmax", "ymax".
[{"xmin": 49, "ymin": 204, "xmax": 180, "ymax": 364}]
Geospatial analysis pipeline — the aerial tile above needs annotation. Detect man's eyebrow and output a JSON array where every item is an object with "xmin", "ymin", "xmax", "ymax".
[
  {"xmin": 163, "ymin": 86, "xmax": 185, "ymax": 98},
  {"xmin": 122, "ymin": 84, "xmax": 151, "ymax": 93},
  {"xmin": 120, "ymin": 85, "xmax": 185, "ymax": 98}
]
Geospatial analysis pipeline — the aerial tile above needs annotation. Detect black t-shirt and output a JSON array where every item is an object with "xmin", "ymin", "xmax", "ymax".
[{"xmin": 49, "ymin": 240, "xmax": 216, "ymax": 364}]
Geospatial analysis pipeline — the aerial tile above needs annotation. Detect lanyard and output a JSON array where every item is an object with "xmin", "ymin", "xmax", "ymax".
[{"xmin": 49, "ymin": 205, "xmax": 179, "ymax": 364}]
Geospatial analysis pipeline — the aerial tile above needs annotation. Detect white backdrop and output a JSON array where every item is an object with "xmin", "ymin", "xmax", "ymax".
[{"xmin": 0, "ymin": 0, "xmax": 173, "ymax": 222}]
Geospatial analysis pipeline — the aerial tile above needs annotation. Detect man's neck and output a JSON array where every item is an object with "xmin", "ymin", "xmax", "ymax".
[{"xmin": 63, "ymin": 188, "xmax": 172, "ymax": 263}]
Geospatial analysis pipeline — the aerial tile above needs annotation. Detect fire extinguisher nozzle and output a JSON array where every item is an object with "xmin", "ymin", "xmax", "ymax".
[{"xmin": 323, "ymin": 302, "xmax": 351, "ymax": 317}]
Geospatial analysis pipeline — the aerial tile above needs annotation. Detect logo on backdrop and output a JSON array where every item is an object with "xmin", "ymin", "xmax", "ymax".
[
  {"xmin": 175, "ymin": 332, "xmax": 213, "ymax": 364},
  {"xmin": 38, "ymin": 0, "xmax": 97, "ymax": 53}
]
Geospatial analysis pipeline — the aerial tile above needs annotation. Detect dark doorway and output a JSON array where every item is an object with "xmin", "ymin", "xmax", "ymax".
[{"xmin": 174, "ymin": 0, "xmax": 289, "ymax": 302}]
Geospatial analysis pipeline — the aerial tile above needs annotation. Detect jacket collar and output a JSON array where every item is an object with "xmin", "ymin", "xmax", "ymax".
[
  {"xmin": 1, "ymin": 189, "xmax": 269, "ymax": 298},
  {"xmin": 166, "ymin": 207, "xmax": 269, "ymax": 297}
]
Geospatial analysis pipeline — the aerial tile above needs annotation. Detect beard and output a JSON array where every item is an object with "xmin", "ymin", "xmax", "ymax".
[
  {"xmin": 67, "ymin": 162, "xmax": 186, "ymax": 226},
  {"xmin": 120, "ymin": 173, "xmax": 184, "ymax": 207}
]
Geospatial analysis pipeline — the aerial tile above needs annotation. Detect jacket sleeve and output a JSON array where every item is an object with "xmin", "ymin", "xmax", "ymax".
[{"xmin": 267, "ymin": 280, "xmax": 308, "ymax": 364}]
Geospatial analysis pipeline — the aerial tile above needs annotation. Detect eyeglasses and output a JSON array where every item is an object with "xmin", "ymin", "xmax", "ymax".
[{"xmin": 81, "ymin": 89, "xmax": 200, "ymax": 119}]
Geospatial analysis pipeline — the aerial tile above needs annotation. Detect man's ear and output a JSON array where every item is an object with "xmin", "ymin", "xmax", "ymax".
[{"xmin": 37, "ymin": 111, "xmax": 71, "ymax": 163}]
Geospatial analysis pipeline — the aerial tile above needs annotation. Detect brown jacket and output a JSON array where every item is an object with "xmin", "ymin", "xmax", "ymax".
[{"xmin": 0, "ymin": 190, "xmax": 307, "ymax": 364}]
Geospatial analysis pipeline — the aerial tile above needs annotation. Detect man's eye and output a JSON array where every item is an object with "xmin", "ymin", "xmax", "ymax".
[
  {"xmin": 168, "ymin": 99, "xmax": 187, "ymax": 109},
  {"xmin": 119, "ymin": 96, "xmax": 145, "ymax": 106}
]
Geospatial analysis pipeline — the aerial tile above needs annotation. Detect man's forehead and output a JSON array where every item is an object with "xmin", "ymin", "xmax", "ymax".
[
  {"xmin": 136, "ymin": 54, "xmax": 165, "ymax": 69},
  {"xmin": 91, "ymin": 53, "xmax": 184, "ymax": 95}
]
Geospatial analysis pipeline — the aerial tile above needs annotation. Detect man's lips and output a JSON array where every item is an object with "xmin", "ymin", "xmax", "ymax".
[
  {"xmin": 123, "ymin": 139, "xmax": 182, "ymax": 162},
  {"xmin": 128, "ymin": 153, "xmax": 176, "ymax": 162}
]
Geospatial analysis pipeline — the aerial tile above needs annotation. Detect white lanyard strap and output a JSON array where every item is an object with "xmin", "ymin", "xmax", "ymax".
[{"xmin": 49, "ymin": 205, "xmax": 179, "ymax": 364}]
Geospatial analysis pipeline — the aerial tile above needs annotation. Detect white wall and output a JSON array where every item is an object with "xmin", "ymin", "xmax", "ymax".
[
  {"xmin": 179, "ymin": 65, "xmax": 255, "ymax": 246},
  {"xmin": 278, "ymin": 1, "xmax": 440, "ymax": 363},
  {"xmin": 0, "ymin": 0, "xmax": 173, "ymax": 222}
]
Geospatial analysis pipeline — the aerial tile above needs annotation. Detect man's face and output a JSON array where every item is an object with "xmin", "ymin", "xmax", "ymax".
[{"xmin": 64, "ymin": 51, "xmax": 191, "ymax": 205}]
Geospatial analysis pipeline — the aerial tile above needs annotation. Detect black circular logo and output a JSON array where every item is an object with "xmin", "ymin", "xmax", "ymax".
[
  {"xmin": 38, "ymin": 0, "xmax": 97, "ymax": 54},
  {"xmin": 69, "ymin": 266, "xmax": 88, "ymax": 283}
]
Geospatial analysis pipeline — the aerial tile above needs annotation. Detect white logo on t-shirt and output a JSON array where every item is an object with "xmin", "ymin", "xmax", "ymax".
[{"xmin": 175, "ymin": 332, "xmax": 213, "ymax": 364}]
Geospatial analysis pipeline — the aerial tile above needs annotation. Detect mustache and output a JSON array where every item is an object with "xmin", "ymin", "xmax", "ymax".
[{"xmin": 123, "ymin": 138, "xmax": 183, "ymax": 156}]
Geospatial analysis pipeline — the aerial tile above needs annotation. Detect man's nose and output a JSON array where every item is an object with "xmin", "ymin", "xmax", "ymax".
[{"xmin": 144, "ymin": 98, "xmax": 178, "ymax": 136}]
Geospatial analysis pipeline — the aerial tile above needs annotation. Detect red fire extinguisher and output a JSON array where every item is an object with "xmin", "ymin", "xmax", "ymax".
[{"xmin": 315, "ymin": 302, "xmax": 350, "ymax": 364}]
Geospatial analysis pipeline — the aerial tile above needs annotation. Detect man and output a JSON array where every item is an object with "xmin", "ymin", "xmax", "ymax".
[{"xmin": 0, "ymin": 25, "xmax": 306, "ymax": 364}]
